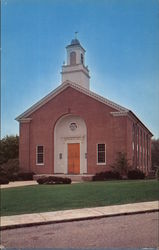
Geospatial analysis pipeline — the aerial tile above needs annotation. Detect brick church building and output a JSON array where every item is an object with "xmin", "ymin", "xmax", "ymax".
[{"xmin": 16, "ymin": 37, "xmax": 152, "ymax": 177}]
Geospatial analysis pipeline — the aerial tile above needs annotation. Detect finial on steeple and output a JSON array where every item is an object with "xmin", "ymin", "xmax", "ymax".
[{"xmin": 75, "ymin": 31, "xmax": 78, "ymax": 39}]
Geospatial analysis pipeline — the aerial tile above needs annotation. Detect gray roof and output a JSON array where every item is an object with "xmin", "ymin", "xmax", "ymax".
[
  {"xmin": 66, "ymin": 39, "xmax": 85, "ymax": 52},
  {"xmin": 71, "ymin": 39, "xmax": 80, "ymax": 45}
]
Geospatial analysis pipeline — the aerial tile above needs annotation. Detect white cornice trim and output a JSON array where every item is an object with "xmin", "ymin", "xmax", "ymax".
[
  {"xmin": 66, "ymin": 44, "xmax": 86, "ymax": 52},
  {"xmin": 62, "ymin": 64, "xmax": 89, "ymax": 72},
  {"xmin": 110, "ymin": 111, "xmax": 128, "ymax": 116},
  {"xmin": 61, "ymin": 69, "xmax": 90, "ymax": 78},
  {"xmin": 111, "ymin": 111, "xmax": 153, "ymax": 136},
  {"xmin": 128, "ymin": 111, "xmax": 153, "ymax": 136},
  {"xmin": 15, "ymin": 81, "xmax": 128, "ymax": 121},
  {"xmin": 19, "ymin": 118, "xmax": 32, "ymax": 123}
]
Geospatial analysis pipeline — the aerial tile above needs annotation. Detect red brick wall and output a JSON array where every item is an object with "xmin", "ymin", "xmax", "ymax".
[
  {"xmin": 125, "ymin": 115, "xmax": 152, "ymax": 174},
  {"xmin": 19, "ymin": 122, "xmax": 30, "ymax": 172},
  {"xmin": 19, "ymin": 86, "xmax": 151, "ymax": 175}
]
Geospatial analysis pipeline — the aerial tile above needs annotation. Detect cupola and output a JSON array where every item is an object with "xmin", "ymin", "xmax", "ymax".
[{"xmin": 61, "ymin": 33, "xmax": 90, "ymax": 89}]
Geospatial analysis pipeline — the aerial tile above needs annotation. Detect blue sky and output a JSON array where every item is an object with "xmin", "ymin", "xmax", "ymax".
[{"xmin": 1, "ymin": 0, "xmax": 159, "ymax": 138}]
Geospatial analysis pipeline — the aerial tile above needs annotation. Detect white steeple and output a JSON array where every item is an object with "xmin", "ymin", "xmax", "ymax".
[{"xmin": 61, "ymin": 34, "xmax": 90, "ymax": 89}]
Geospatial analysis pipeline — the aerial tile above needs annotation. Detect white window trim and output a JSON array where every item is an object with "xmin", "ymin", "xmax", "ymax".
[
  {"xmin": 97, "ymin": 143, "xmax": 106, "ymax": 165},
  {"xmin": 36, "ymin": 145, "xmax": 44, "ymax": 165}
]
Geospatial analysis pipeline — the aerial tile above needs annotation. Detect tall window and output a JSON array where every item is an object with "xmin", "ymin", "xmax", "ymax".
[
  {"xmin": 132, "ymin": 123, "xmax": 135, "ymax": 166},
  {"xmin": 132, "ymin": 124, "xmax": 135, "ymax": 145},
  {"xmin": 70, "ymin": 51, "xmax": 76, "ymax": 65},
  {"xmin": 137, "ymin": 127, "xmax": 139, "ymax": 165},
  {"xmin": 36, "ymin": 145, "xmax": 44, "ymax": 165},
  {"xmin": 97, "ymin": 144, "xmax": 106, "ymax": 164},
  {"xmin": 144, "ymin": 133, "xmax": 146, "ymax": 166},
  {"xmin": 146, "ymin": 134, "xmax": 149, "ymax": 167},
  {"xmin": 140, "ymin": 130, "xmax": 143, "ymax": 166}
]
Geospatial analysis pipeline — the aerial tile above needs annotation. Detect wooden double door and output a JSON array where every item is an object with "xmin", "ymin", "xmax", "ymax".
[{"xmin": 68, "ymin": 143, "xmax": 80, "ymax": 174}]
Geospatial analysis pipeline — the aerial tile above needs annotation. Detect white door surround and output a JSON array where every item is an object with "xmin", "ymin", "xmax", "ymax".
[{"xmin": 54, "ymin": 114, "xmax": 87, "ymax": 174}]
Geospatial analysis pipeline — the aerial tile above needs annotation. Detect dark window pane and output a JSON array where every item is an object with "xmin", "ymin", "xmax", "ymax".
[
  {"xmin": 98, "ymin": 152, "xmax": 105, "ymax": 163},
  {"xmin": 98, "ymin": 144, "xmax": 105, "ymax": 152},
  {"xmin": 38, "ymin": 146, "xmax": 43, "ymax": 153},
  {"xmin": 38, "ymin": 154, "xmax": 43, "ymax": 164},
  {"xmin": 37, "ymin": 146, "xmax": 44, "ymax": 164}
]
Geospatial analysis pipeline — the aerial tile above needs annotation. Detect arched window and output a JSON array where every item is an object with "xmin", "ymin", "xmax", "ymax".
[
  {"xmin": 81, "ymin": 53, "xmax": 84, "ymax": 64},
  {"xmin": 70, "ymin": 51, "xmax": 76, "ymax": 65}
]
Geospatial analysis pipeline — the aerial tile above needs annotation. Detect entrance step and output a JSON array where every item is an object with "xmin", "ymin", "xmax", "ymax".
[{"xmin": 33, "ymin": 174, "xmax": 94, "ymax": 182}]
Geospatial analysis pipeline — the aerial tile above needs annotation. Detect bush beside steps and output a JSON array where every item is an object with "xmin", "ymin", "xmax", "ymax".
[
  {"xmin": 93, "ymin": 171, "xmax": 121, "ymax": 181},
  {"xmin": 37, "ymin": 176, "xmax": 72, "ymax": 185}
]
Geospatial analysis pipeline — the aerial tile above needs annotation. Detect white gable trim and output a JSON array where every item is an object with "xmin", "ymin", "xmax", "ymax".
[
  {"xmin": 15, "ymin": 81, "xmax": 128, "ymax": 121},
  {"xmin": 16, "ymin": 83, "xmax": 69, "ymax": 121}
]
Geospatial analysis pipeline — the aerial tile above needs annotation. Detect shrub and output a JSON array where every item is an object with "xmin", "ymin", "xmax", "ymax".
[
  {"xmin": 0, "ymin": 168, "xmax": 7, "ymax": 177},
  {"xmin": 17, "ymin": 172, "xmax": 35, "ymax": 181},
  {"xmin": 62, "ymin": 177, "xmax": 72, "ymax": 184},
  {"xmin": 127, "ymin": 169, "xmax": 145, "ymax": 180},
  {"xmin": 0, "ymin": 135, "xmax": 19, "ymax": 164},
  {"xmin": 0, "ymin": 158, "xmax": 19, "ymax": 181},
  {"xmin": 37, "ymin": 177, "xmax": 48, "ymax": 184},
  {"xmin": 0, "ymin": 159, "xmax": 35, "ymax": 181},
  {"xmin": 7, "ymin": 173, "xmax": 19, "ymax": 181},
  {"xmin": 0, "ymin": 176, "xmax": 9, "ymax": 185},
  {"xmin": 92, "ymin": 171, "xmax": 121, "ymax": 181},
  {"xmin": 111, "ymin": 152, "xmax": 130, "ymax": 176},
  {"xmin": 37, "ymin": 176, "xmax": 72, "ymax": 185},
  {"xmin": 155, "ymin": 167, "xmax": 159, "ymax": 181}
]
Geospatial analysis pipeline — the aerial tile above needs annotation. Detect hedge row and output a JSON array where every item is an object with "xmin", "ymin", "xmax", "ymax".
[
  {"xmin": 0, "ymin": 172, "xmax": 35, "ymax": 185},
  {"xmin": 0, "ymin": 176, "xmax": 9, "ymax": 184},
  {"xmin": 92, "ymin": 169, "xmax": 145, "ymax": 181},
  {"xmin": 0, "ymin": 169, "xmax": 145, "ymax": 185},
  {"xmin": 37, "ymin": 176, "xmax": 72, "ymax": 185},
  {"xmin": 92, "ymin": 171, "xmax": 121, "ymax": 181},
  {"xmin": 127, "ymin": 169, "xmax": 145, "ymax": 179}
]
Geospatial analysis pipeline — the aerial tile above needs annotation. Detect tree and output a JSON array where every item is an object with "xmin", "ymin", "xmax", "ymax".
[
  {"xmin": 111, "ymin": 152, "xmax": 130, "ymax": 176},
  {"xmin": 0, "ymin": 135, "xmax": 19, "ymax": 164},
  {"xmin": 151, "ymin": 138, "xmax": 159, "ymax": 170}
]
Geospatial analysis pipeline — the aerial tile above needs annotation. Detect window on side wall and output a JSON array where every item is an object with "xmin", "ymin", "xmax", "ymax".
[
  {"xmin": 97, "ymin": 144, "xmax": 106, "ymax": 164},
  {"xmin": 36, "ymin": 145, "xmax": 44, "ymax": 165}
]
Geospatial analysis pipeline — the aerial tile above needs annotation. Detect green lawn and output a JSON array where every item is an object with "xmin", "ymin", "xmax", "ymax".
[{"xmin": 1, "ymin": 180, "xmax": 159, "ymax": 216}]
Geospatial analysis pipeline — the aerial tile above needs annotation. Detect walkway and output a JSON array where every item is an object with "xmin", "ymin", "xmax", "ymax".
[
  {"xmin": 0, "ymin": 181, "xmax": 38, "ymax": 189},
  {"xmin": 1, "ymin": 201, "xmax": 158, "ymax": 230},
  {"xmin": 0, "ymin": 180, "xmax": 80, "ymax": 189}
]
